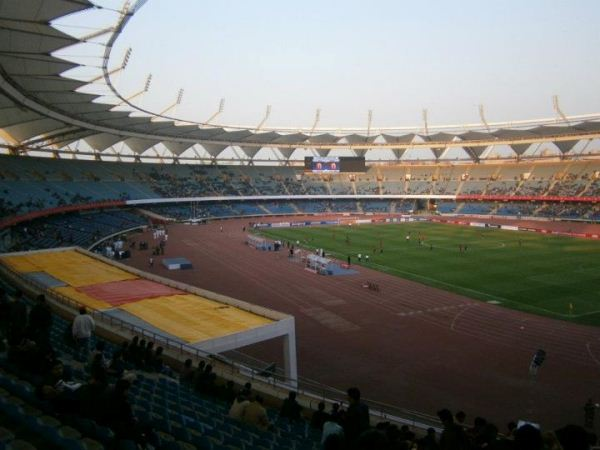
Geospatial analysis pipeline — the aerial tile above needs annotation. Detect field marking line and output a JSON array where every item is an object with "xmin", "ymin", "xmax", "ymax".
[{"xmin": 368, "ymin": 262, "xmax": 600, "ymax": 319}]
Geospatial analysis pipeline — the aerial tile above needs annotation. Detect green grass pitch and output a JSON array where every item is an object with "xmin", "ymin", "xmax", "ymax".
[{"xmin": 258, "ymin": 222, "xmax": 600, "ymax": 326}]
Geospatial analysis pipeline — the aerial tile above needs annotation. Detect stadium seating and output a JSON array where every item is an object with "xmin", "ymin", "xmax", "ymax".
[
  {"xmin": 1, "ymin": 155, "xmax": 600, "ymax": 231},
  {"xmin": 4, "ymin": 210, "xmax": 147, "ymax": 253}
]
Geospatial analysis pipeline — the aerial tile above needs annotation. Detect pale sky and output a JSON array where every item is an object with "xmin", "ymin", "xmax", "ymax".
[{"xmin": 56, "ymin": 0, "xmax": 600, "ymax": 130}]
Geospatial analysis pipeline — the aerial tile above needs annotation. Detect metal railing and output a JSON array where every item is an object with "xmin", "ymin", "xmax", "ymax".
[{"xmin": 0, "ymin": 250, "xmax": 441, "ymax": 431}]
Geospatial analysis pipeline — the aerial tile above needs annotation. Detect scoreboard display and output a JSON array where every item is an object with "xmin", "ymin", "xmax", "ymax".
[{"xmin": 304, "ymin": 156, "xmax": 366, "ymax": 173}]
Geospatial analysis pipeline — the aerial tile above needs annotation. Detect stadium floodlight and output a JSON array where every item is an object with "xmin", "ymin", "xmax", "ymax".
[
  {"xmin": 552, "ymin": 95, "xmax": 570, "ymax": 125},
  {"xmin": 256, "ymin": 104, "xmax": 272, "ymax": 131},
  {"xmin": 478, "ymin": 104, "xmax": 491, "ymax": 132},
  {"xmin": 113, "ymin": 73, "xmax": 151, "ymax": 107},
  {"xmin": 309, "ymin": 109, "xmax": 321, "ymax": 136},
  {"xmin": 121, "ymin": 47, "xmax": 132, "ymax": 69},
  {"xmin": 366, "ymin": 109, "xmax": 373, "ymax": 139},
  {"xmin": 422, "ymin": 109, "xmax": 429, "ymax": 136},
  {"xmin": 80, "ymin": 26, "xmax": 116, "ymax": 43},
  {"xmin": 144, "ymin": 73, "xmax": 152, "ymax": 92},
  {"xmin": 159, "ymin": 88, "xmax": 185, "ymax": 115},
  {"xmin": 87, "ymin": 47, "xmax": 131, "ymax": 83},
  {"xmin": 120, "ymin": 1, "xmax": 132, "ymax": 19},
  {"xmin": 205, "ymin": 98, "xmax": 225, "ymax": 125}
]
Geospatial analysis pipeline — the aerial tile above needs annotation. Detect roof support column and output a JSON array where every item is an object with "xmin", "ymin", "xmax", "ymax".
[{"xmin": 283, "ymin": 320, "xmax": 298, "ymax": 389}]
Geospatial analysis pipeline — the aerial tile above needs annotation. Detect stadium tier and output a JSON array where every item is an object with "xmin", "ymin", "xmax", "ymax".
[{"xmin": 1, "ymin": 155, "xmax": 600, "ymax": 229}]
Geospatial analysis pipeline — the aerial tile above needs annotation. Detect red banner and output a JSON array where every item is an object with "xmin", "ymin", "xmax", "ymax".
[{"xmin": 0, "ymin": 200, "xmax": 126, "ymax": 229}]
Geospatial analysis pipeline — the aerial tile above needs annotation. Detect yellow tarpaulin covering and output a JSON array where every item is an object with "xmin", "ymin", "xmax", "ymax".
[
  {"xmin": 1, "ymin": 250, "xmax": 137, "ymax": 287},
  {"xmin": 120, "ymin": 294, "xmax": 273, "ymax": 343},
  {"xmin": 2, "ymin": 249, "xmax": 275, "ymax": 345}
]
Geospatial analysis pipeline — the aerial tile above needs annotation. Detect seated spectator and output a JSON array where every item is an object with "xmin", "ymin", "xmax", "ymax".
[
  {"xmin": 221, "ymin": 380, "xmax": 237, "ymax": 404},
  {"xmin": 89, "ymin": 341, "xmax": 108, "ymax": 370},
  {"xmin": 36, "ymin": 360, "xmax": 79, "ymax": 413},
  {"xmin": 76, "ymin": 368, "xmax": 108, "ymax": 422},
  {"xmin": 280, "ymin": 391, "xmax": 303, "ymax": 422},
  {"xmin": 193, "ymin": 360, "xmax": 206, "ymax": 388},
  {"xmin": 329, "ymin": 402, "xmax": 344, "ymax": 424},
  {"xmin": 455, "ymin": 410, "xmax": 466, "ymax": 427},
  {"xmin": 437, "ymin": 408, "xmax": 469, "ymax": 450},
  {"xmin": 555, "ymin": 424, "xmax": 591, "ymax": 450},
  {"xmin": 196, "ymin": 364, "xmax": 216, "ymax": 394},
  {"xmin": 124, "ymin": 336, "xmax": 139, "ymax": 364},
  {"xmin": 418, "ymin": 427, "xmax": 440, "ymax": 450},
  {"xmin": 356, "ymin": 429, "xmax": 388, "ymax": 450},
  {"xmin": 143, "ymin": 341, "xmax": 155, "ymax": 369},
  {"xmin": 107, "ymin": 350, "xmax": 126, "ymax": 378},
  {"xmin": 134, "ymin": 339, "xmax": 147, "ymax": 368},
  {"xmin": 180, "ymin": 358, "xmax": 194, "ymax": 384},
  {"xmin": 240, "ymin": 381, "xmax": 252, "ymax": 399},
  {"xmin": 152, "ymin": 346, "xmax": 167, "ymax": 373},
  {"xmin": 322, "ymin": 420, "xmax": 345, "ymax": 446},
  {"xmin": 513, "ymin": 423, "xmax": 543, "ymax": 450},
  {"xmin": 242, "ymin": 395, "xmax": 271, "ymax": 431},
  {"xmin": 229, "ymin": 393, "xmax": 250, "ymax": 420},
  {"xmin": 100, "ymin": 379, "xmax": 139, "ymax": 443}
]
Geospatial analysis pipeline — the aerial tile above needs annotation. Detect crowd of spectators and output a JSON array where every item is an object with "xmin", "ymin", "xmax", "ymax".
[{"xmin": 1, "ymin": 284, "xmax": 600, "ymax": 449}]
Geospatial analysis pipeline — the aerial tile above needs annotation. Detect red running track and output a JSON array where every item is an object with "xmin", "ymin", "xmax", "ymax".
[{"xmin": 124, "ymin": 218, "xmax": 600, "ymax": 430}]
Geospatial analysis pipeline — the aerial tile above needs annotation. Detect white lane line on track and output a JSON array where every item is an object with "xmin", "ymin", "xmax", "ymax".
[
  {"xmin": 450, "ymin": 304, "xmax": 475, "ymax": 331},
  {"xmin": 586, "ymin": 341, "xmax": 600, "ymax": 370}
]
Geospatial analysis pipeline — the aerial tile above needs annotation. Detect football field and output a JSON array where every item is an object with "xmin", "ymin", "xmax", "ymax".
[{"xmin": 259, "ymin": 222, "xmax": 600, "ymax": 326}]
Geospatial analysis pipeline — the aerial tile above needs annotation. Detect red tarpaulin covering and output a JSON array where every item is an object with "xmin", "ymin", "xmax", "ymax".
[{"xmin": 77, "ymin": 278, "xmax": 183, "ymax": 307}]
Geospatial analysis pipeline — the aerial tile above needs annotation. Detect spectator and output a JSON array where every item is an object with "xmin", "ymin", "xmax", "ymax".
[
  {"xmin": 514, "ymin": 423, "xmax": 543, "ymax": 450},
  {"xmin": 437, "ymin": 408, "xmax": 469, "ymax": 450},
  {"xmin": 455, "ymin": 411, "xmax": 466, "ymax": 427},
  {"xmin": 180, "ymin": 358, "xmax": 194, "ymax": 384},
  {"xmin": 89, "ymin": 341, "xmax": 108, "ymax": 369},
  {"xmin": 221, "ymin": 380, "xmax": 237, "ymax": 404},
  {"xmin": 280, "ymin": 391, "xmax": 303, "ymax": 422},
  {"xmin": 143, "ymin": 341, "xmax": 155, "ymax": 369},
  {"xmin": 0, "ymin": 288, "xmax": 8, "ymax": 343},
  {"xmin": 72, "ymin": 306, "xmax": 95, "ymax": 361},
  {"xmin": 584, "ymin": 398, "xmax": 597, "ymax": 429},
  {"xmin": 107, "ymin": 350, "xmax": 126, "ymax": 378},
  {"xmin": 419, "ymin": 427, "xmax": 440, "ymax": 450},
  {"xmin": 555, "ymin": 424, "xmax": 591, "ymax": 450},
  {"xmin": 229, "ymin": 393, "xmax": 250, "ymax": 420},
  {"xmin": 322, "ymin": 420, "xmax": 345, "ymax": 447},
  {"xmin": 344, "ymin": 387, "xmax": 370, "ymax": 447},
  {"xmin": 77, "ymin": 368, "xmax": 108, "ymax": 422},
  {"xmin": 242, "ymin": 395, "xmax": 271, "ymax": 431},
  {"xmin": 311, "ymin": 401, "xmax": 329, "ymax": 431},
  {"xmin": 329, "ymin": 402, "xmax": 344, "ymax": 424},
  {"xmin": 240, "ymin": 381, "xmax": 252, "ymax": 399},
  {"xmin": 7, "ymin": 290, "xmax": 28, "ymax": 346},
  {"xmin": 28, "ymin": 294, "xmax": 52, "ymax": 346},
  {"xmin": 101, "ymin": 379, "xmax": 139, "ymax": 443}
]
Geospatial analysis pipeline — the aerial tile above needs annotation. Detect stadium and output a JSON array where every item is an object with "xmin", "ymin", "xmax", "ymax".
[{"xmin": 1, "ymin": 1, "xmax": 600, "ymax": 449}]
